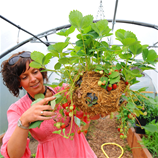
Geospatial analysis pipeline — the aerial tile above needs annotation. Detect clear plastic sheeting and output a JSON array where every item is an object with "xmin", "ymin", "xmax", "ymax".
[
  {"xmin": 0, "ymin": 0, "xmax": 158, "ymax": 135},
  {"xmin": 130, "ymin": 71, "xmax": 158, "ymax": 98}
]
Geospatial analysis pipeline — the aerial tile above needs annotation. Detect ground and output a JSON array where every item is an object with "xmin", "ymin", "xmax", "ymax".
[
  {"xmin": 29, "ymin": 112, "xmax": 133, "ymax": 158},
  {"xmin": 0, "ymin": 112, "xmax": 133, "ymax": 158}
]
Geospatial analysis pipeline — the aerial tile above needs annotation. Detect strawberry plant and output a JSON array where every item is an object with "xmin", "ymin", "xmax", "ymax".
[{"xmin": 29, "ymin": 10, "xmax": 158, "ymax": 139}]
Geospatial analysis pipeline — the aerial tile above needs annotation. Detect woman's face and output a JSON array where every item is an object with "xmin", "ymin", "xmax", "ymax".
[{"xmin": 19, "ymin": 61, "xmax": 45, "ymax": 97}]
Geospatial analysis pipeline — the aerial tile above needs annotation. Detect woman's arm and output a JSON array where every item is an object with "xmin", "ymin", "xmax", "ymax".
[
  {"xmin": 7, "ymin": 125, "xmax": 29, "ymax": 158},
  {"xmin": 6, "ymin": 96, "xmax": 56, "ymax": 158}
]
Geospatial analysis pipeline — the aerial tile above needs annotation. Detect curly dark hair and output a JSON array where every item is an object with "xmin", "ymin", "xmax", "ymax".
[{"xmin": 0, "ymin": 51, "xmax": 48, "ymax": 97}]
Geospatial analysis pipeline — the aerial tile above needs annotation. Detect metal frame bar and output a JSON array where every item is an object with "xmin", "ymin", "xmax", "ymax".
[{"xmin": 1, "ymin": 20, "xmax": 158, "ymax": 59}]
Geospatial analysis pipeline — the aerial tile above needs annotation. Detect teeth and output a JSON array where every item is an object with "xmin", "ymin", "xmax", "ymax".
[{"xmin": 32, "ymin": 83, "xmax": 38, "ymax": 87}]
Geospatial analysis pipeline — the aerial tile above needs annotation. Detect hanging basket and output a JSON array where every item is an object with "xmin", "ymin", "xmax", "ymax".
[{"xmin": 72, "ymin": 71, "xmax": 126, "ymax": 117}]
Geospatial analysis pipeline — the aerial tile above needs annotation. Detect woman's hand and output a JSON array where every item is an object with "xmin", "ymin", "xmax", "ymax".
[{"xmin": 20, "ymin": 96, "xmax": 56, "ymax": 127}]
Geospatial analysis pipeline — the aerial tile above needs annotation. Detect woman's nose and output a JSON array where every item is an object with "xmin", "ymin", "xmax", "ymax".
[{"xmin": 29, "ymin": 74, "xmax": 36, "ymax": 82}]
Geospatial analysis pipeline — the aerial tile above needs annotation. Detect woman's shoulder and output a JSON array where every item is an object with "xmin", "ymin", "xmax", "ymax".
[{"xmin": 8, "ymin": 94, "xmax": 31, "ymax": 113}]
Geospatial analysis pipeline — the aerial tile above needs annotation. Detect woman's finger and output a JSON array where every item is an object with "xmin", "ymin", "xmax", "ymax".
[
  {"xmin": 40, "ymin": 111, "xmax": 57, "ymax": 117},
  {"xmin": 36, "ymin": 96, "xmax": 56, "ymax": 105}
]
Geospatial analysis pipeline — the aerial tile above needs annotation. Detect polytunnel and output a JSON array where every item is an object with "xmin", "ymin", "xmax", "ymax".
[{"xmin": 0, "ymin": 0, "xmax": 158, "ymax": 138}]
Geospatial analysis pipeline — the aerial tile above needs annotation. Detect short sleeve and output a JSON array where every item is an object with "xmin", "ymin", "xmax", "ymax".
[{"xmin": 0, "ymin": 105, "xmax": 31, "ymax": 158}]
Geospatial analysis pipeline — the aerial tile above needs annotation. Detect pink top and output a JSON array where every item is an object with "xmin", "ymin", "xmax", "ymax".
[{"xmin": 0, "ymin": 84, "xmax": 97, "ymax": 158}]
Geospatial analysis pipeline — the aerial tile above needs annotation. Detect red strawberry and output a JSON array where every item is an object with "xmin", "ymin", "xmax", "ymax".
[
  {"xmin": 125, "ymin": 81, "xmax": 129, "ymax": 85},
  {"xmin": 84, "ymin": 130, "xmax": 88, "ymax": 134},
  {"xmin": 115, "ymin": 69, "xmax": 119, "ymax": 72},
  {"xmin": 77, "ymin": 130, "xmax": 81, "ymax": 134},
  {"xmin": 76, "ymin": 112, "xmax": 84, "ymax": 119},
  {"xmin": 108, "ymin": 72, "xmax": 111, "ymax": 75},
  {"xmin": 61, "ymin": 124, "xmax": 66, "ymax": 129},
  {"xmin": 62, "ymin": 103, "xmax": 68, "ymax": 109},
  {"xmin": 107, "ymin": 85, "xmax": 112, "ymax": 91},
  {"xmin": 120, "ymin": 133, "xmax": 124, "ymax": 136},
  {"xmin": 112, "ymin": 84, "xmax": 117, "ymax": 90},
  {"xmin": 119, "ymin": 69, "xmax": 121, "ymax": 72},
  {"xmin": 65, "ymin": 111, "xmax": 69, "ymax": 116},
  {"xmin": 128, "ymin": 114, "xmax": 132, "ymax": 119},
  {"xmin": 118, "ymin": 128, "xmax": 121, "ymax": 132},
  {"xmin": 83, "ymin": 116, "xmax": 88, "ymax": 123}
]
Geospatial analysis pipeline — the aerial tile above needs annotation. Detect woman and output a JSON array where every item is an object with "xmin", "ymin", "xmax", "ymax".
[{"xmin": 0, "ymin": 51, "xmax": 98, "ymax": 158}]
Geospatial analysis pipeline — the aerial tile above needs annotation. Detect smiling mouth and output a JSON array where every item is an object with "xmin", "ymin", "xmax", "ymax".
[{"xmin": 31, "ymin": 83, "xmax": 39, "ymax": 88}]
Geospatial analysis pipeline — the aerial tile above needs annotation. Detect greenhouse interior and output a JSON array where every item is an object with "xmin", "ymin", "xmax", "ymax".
[{"xmin": 0, "ymin": 0, "xmax": 158, "ymax": 157}]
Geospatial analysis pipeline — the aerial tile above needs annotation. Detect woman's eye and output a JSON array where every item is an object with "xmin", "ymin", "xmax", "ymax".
[
  {"xmin": 34, "ymin": 70, "xmax": 38, "ymax": 74},
  {"xmin": 22, "ymin": 76, "xmax": 27, "ymax": 80}
]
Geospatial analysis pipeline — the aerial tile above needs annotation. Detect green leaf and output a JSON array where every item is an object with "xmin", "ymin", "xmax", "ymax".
[
  {"xmin": 69, "ymin": 133, "xmax": 75, "ymax": 136},
  {"xmin": 54, "ymin": 62, "xmax": 61, "ymax": 70},
  {"xmin": 91, "ymin": 19, "xmax": 111, "ymax": 37},
  {"xmin": 148, "ymin": 98, "xmax": 157, "ymax": 105},
  {"xmin": 34, "ymin": 93, "xmax": 45, "ymax": 100},
  {"xmin": 115, "ymin": 29, "xmax": 126, "ymax": 41},
  {"xmin": 121, "ymin": 38, "xmax": 137, "ymax": 46},
  {"xmin": 69, "ymin": 10, "xmax": 83, "ymax": 29},
  {"xmin": 31, "ymin": 98, "xmax": 43, "ymax": 106},
  {"xmin": 88, "ymin": 103, "xmax": 93, "ymax": 107},
  {"xmin": 77, "ymin": 51, "xmax": 86, "ymax": 56},
  {"xmin": 42, "ymin": 53, "xmax": 53, "ymax": 65},
  {"xmin": 109, "ymin": 71, "xmax": 119, "ymax": 78},
  {"xmin": 29, "ymin": 61, "xmax": 42, "ymax": 68},
  {"xmin": 115, "ymin": 29, "xmax": 137, "ymax": 42},
  {"xmin": 126, "ymin": 102, "xmax": 136, "ymax": 109},
  {"xmin": 54, "ymin": 94, "xmax": 63, "ymax": 104},
  {"xmin": 137, "ymin": 87, "xmax": 148, "ymax": 92},
  {"xmin": 110, "ymin": 76, "xmax": 120, "ymax": 84},
  {"xmin": 116, "ymin": 63, "xmax": 122, "ymax": 70},
  {"xmin": 142, "ymin": 48, "xmax": 148, "ymax": 61},
  {"xmin": 119, "ymin": 53, "xmax": 132, "ymax": 60},
  {"xmin": 29, "ymin": 120, "xmax": 43, "ymax": 129},
  {"xmin": 31, "ymin": 51, "xmax": 44, "ymax": 64},
  {"xmin": 53, "ymin": 130, "xmax": 61, "ymax": 134},
  {"xmin": 65, "ymin": 37, "xmax": 70, "ymax": 42},
  {"xmin": 142, "ymin": 124, "xmax": 158, "ymax": 133},
  {"xmin": 57, "ymin": 25, "xmax": 75, "ymax": 37},
  {"xmin": 124, "ymin": 68, "xmax": 143, "ymax": 77},
  {"xmin": 80, "ymin": 15, "xmax": 93, "ymax": 29},
  {"xmin": 58, "ymin": 57, "xmax": 69, "ymax": 64},
  {"xmin": 69, "ymin": 10, "xmax": 93, "ymax": 30},
  {"xmin": 48, "ymin": 42, "xmax": 69, "ymax": 54},
  {"xmin": 129, "ymin": 43, "xmax": 142, "ymax": 55},
  {"xmin": 49, "ymin": 82, "xmax": 59, "ymax": 88},
  {"xmin": 147, "ymin": 49, "xmax": 157, "ymax": 62},
  {"xmin": 59, "ymin": 109, "xmax": 65, "ymax": 117}
]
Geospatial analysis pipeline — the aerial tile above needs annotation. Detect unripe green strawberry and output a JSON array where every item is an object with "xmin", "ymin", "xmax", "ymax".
[
  {"xmin": 99, "ymin": 70, "xmax": 103, "ymax": 74},
  {"xmin": 56, "ymin": 122, "xmax": 61, "ymax": 129},
  {"xmin": 69, "ymin": 112, "xmax": 73, "ymax": 117},
  {"xmin": 98, "ymin": 81, "xmax": 102, "ymax": 86},
  {"xmin": 69, "ymin": 105, "xmax": 74, "ymax": 110},
  {"xmin": 128, "ymin": 114, "xmax": 133, "ymax": 119},
  {"xmin": 144, "ymin": 112, "xmax": 147, "ymax": 115},
  {"xmin": 120, "ymin": 129, "xmax": 123, "ymax": 133}
]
